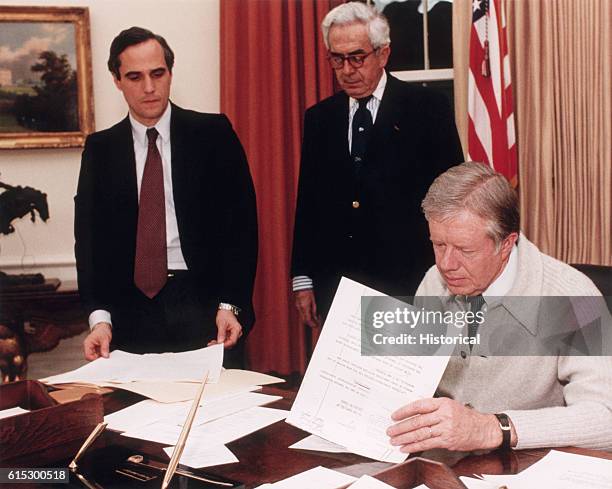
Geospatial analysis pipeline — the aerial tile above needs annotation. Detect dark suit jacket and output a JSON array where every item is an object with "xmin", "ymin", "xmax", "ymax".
[
  {"xmin": 74, "ymin": 103, "xmax": 258, "ymax": 339},
  {"xmin": 291, "ymin": 74, "xmax": 463, "ymax": 314}
]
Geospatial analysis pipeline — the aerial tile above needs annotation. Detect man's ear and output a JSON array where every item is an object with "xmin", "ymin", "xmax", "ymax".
[
  {"xmin": 378, "ymin": 44, "xmax": 391, "ymax": 68},
  {"xmin": 113, "ymin": 74, "xmax": 122, "ymax": 91},
  {"xmin": 500, "ymin": 232, "xmax": 519, "ymax": 259}
]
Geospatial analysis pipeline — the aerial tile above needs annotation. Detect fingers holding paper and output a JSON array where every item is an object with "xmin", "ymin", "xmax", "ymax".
[
  {"xmin": 83, "ymin": 322, "xmax": 112, "ymax": 361},
  {"xmin": 387, "ymin": 397, "xmax": 511, "ymax": 452},
  {"xmin": 209, "ymin": 309, "xmax": 243, "ymax": 348}
]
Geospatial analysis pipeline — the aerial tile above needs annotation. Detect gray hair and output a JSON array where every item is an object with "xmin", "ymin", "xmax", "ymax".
[
  {"xmin": 421, "ymin": 162, "xmax": 520, "ymax": 248},
  {"xmin": 321, "ymin": 2, "xmax": 390, "ymax": 50}
]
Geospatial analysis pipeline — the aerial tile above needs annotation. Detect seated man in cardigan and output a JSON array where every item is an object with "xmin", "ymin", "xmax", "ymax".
[{"xmin": 387, "ymin": 162, "xmax": 612, "ymax": 452}]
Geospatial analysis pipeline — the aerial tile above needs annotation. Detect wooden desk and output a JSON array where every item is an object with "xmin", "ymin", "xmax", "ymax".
[
  {"xmin": 128, "ymin": 387, "xmax": 612, "ymax": 487},
  {"xmin": 2, "ymin": 385, "xmax": 612, "ymax": 488},
  {"xmin": 107, "ymin": 388, "xmax": 393, "ymax": 486}
]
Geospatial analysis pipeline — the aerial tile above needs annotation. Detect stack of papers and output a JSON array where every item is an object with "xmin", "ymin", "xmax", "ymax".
[
  {"xmin": 106, "ymin": 388, "xmax": 288, "ymax": 469},
  {"xmin": 151, "ymin": 406, "xmax": 288, "ymax": 468},
  {"xmin": 119, "ymin": 406, "xmax": 289, "ymax": 447},
  {"xmin": 43, "ymin": 344, "xmax": 224, "ymax": 384},
  {"xmin": 460, "ymin": 450, "xmax": 612, "ymax": 489},
  {"xmin": 105, "ymin": 391, "xmax": 283, "ymax": 432},
  {"xmin": 42, "ymin": 344, "xmax": 225, "ymax": 403},
  {"xmin": 42, "ymin": 343, "xmax": 284, "ymax": 403},
  {"xmin": 42, "ymin": 344, "xmax": 287, "ymax": 468}
]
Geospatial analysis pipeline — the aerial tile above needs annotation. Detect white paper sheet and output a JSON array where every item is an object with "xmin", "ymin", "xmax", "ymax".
[
  {"xmin": 459, "ymin": 477, "xmax": 497, "ymax": 489},
  {"xmin": 348, "ymin": 475, "xmax": 398, "ymax": 488},
  {"xmin": 265, "ymin": 466, "xmax": 356, "ymax": 489},
  {"xmin": 0, "ymin": 406, "xmax": 28, "ymax": 419},
  {"xmin": 48, "ymin": 367, "xmax": 283, "ymax": 403},
  {"xmin": 162, "ymin": 444, "xmax": 238, "ymax": 468},
  {"xmin": 106, "ymin": 392, "xmax": 282, "ymax": 433},
  {"xmin": 481, "ymin": 450, "xmax": 612, "ymax": 489},
  {"xmin": 286, "ymin": 277, "xmax": 451, "ymax": 463},
  {"xmin": 194, "ymin": 392, "xmax": 282, "ymax": 426},
  {"xmin": 289, "ymin": 434, "xmax": 348, "ymax": 453},
  {"xmin": 105, "ymin": 399, "xmax": 181, "ymax": 432},
  {"xmin": 42, "ymin": 344, "xmax": 223, "ymax": 384},
  {"xmin": 122, "ymin": 406, "xmax": 288, "ymax": 447}
]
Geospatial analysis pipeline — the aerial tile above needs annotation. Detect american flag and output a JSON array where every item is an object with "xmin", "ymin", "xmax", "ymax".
[{"xmin": 468, "ymin": 0, "xmax": 517, "ymax": 185}]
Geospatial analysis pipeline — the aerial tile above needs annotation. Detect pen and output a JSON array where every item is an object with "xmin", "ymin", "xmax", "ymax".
[
  {"xmin": 68, "ymin": 422, "xmax": 107, "ymax": 471},
  {"xmin": 161, "ymin": 370, "xmax": 209, "ymax": 489}
]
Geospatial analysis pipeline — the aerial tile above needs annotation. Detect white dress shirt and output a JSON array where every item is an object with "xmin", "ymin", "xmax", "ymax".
[
  {"xmin": 481, "ymin": 243, "xmax": 518, "ymax": 305},
  {"xmin": 89, "ymin": 104, "xmax": 187, "ymax": 329},
  {"xmin": 347, "ymin": 70, "xmax": 387, "ymax": 152}
]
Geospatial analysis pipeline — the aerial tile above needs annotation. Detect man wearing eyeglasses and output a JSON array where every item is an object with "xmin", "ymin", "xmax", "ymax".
[{"xmin": 292, "ymin": 2, "xmax": 463, "ymax": 327}]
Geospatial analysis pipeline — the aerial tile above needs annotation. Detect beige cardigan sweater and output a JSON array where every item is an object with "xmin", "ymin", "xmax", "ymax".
[{"xmin": 416, "ymin": 235, "xmax": 612, "ymax": 450}]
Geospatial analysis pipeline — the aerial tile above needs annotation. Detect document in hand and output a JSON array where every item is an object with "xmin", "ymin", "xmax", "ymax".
[
  {"xmin": 286, "ymin": 277, "xmax": 451, "ymax": 463},
  {"xmin": 41, "ymin": 344, "xmax": 224, "ymax": 385}
]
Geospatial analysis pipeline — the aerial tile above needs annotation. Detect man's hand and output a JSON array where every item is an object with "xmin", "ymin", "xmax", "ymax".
[
  {"xmin": 83, "ymin": 322, "xmax": 112, "ymax": 361},
  {"xmin": 209, "ymin": 309, "xmax": 243, "ymax": 348},
  {"xmin": 386, "ymin": 397, "xmax": 516, "ymax": 453},
  {"xmin": 294, "ymin": 289, "xmax": 321, "ymax": 328}
]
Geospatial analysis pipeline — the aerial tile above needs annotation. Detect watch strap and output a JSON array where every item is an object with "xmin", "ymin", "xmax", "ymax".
[{"xmin": 494, "ymin": 412, "xmax": 512, "ymax": 450}]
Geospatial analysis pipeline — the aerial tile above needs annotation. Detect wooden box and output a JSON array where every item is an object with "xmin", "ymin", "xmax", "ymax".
[{"xmin": 0, "ymin": 380, "xmax": 103, "ymax": 463}]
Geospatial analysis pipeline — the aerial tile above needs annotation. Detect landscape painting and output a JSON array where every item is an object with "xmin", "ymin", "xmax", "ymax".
[{"xmin": 0, "ymin": 7, "xmax": 94, "ymax": 149}]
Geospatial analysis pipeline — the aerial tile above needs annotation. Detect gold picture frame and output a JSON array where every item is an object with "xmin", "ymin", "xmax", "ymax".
[{"xmin": 0, "ymin": 6, "xmax": 94, "ymax": 149}]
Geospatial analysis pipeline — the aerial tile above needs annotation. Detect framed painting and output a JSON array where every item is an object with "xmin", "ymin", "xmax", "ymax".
[{"xmin": 0, "ymin": 6, "xmax": 94, "ymax": 149}]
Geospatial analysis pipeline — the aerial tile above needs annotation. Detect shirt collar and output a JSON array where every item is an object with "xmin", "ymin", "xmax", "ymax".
[
  {"xmin": 483, "ymin": 243, "xmax": 518, "ymax": 299},
  {"xmin": 349, "ymin": 70, "xmax": 387, "ymax": 109},
  {"xmin": 129, "ymin": 103, "xmax": 172, "ymax": 146}
]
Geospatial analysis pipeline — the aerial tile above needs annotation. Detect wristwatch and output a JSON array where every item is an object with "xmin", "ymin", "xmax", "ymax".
[
  {"xmin": 218, "ymin": 302, "xmax": 241, "ymax": 316},
  {"xmin": 494, "ymin": 413, "xmax": 512, "ymax": 450}
]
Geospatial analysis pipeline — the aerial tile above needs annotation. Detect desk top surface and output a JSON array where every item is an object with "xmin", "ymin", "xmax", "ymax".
[{"xmin": 3, "ymin": 385, "xmax": 612, "ymax": 488}]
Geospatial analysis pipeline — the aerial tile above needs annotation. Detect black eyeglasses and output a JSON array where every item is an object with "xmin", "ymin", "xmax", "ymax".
[{"xmin": 327, "ymin": 49, "xmax": 378, "ymax": 69}]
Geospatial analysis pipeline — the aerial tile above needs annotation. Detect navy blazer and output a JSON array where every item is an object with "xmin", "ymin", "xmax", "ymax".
[
  {"xmin": 291, "ymin": 74, "xmax": 463, "ymax": 313},
  {"xmin": 74, "ymin": 103, "xmax": 258, "ymax": 334}
]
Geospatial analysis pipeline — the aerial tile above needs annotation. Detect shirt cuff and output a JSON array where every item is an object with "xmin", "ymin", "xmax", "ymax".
[
  {"xmin": 292, "ymin": 275, "xmax": 313, "ymax": 291},
  {"xmin": 89, "ymin": 310, "xmax": 112, "ymax": 330}
]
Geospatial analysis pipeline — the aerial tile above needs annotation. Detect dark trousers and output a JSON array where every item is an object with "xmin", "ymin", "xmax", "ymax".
[{"xmin": 111, "ymin": 272, "xmax": 244, "ymax": 368}]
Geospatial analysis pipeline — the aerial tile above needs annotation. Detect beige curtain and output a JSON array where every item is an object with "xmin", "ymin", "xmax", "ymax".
[{"xmin": 453, "ymin": 0, "xmax": 611, "ymax": 265}]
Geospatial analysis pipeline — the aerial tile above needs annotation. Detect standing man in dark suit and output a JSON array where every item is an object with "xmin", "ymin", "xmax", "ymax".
[
  {"xmin": 75, "ymin": 27, "xmax": 257, "ymax": 366},
  {"xmin": 291, "ymin": 2, "xmax": 463, "ymax": 327}
]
